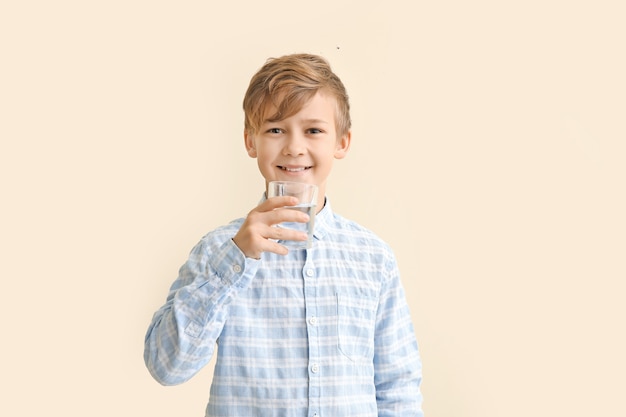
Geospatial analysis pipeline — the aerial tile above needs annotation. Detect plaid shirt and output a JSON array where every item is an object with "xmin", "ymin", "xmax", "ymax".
[{"xmin": 144, "ymin": 199, "xmax": 423, "ymax": 417}]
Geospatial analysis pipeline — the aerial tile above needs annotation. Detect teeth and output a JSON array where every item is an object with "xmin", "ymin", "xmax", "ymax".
[{"xmin": 281, "ymin": 166, "xmax": 309, "ymax": 172}]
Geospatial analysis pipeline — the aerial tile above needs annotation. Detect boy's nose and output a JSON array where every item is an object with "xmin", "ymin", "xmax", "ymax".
[{"xmin": 283, "ymin": 134, "xmax": 306, "ymax": 156}]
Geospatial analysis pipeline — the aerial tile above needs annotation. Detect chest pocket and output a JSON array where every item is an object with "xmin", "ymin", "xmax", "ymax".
[{"xmin": 336, "ymin": 293, "xmax": 378, "ymax": 361}]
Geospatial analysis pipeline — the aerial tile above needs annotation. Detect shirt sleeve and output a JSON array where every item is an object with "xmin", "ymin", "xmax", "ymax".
[
  {"xmin": 144, "ymin": 236, "xmax": 260, "ymax": 385},
  {"xmin": 374, "ymin": 251, "xmax": 424, "ymax": 417}
]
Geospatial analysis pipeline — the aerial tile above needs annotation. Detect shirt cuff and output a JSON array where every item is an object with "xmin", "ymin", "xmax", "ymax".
[{"xmin": 208, "ymin": 238, "xmax": 261, "ymax": 289}]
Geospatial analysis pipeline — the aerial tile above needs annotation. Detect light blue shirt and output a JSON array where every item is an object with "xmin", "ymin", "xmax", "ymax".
[{"xmin": 144, "ymin": 199, "xmax": 423, "ymax": 416}]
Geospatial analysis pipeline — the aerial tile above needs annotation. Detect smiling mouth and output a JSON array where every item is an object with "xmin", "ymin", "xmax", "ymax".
[{"xmin": 278, "ymin": 166, "xmax": 312, "ymax": 172}]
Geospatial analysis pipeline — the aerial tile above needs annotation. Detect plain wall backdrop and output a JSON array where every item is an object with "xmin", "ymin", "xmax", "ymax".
[{"xmin": 1, "ymin": 1, "xmax": 624, "ymax": 416}]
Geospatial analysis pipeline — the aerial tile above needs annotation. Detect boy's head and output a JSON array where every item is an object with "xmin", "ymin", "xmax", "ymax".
[
  {"xmin": 243, "ymin": 53, "xmax": 351, "ymax": 137},
  {"xmin": 242, "ymin": 53, "xmax": 352, "ymax": 205}
]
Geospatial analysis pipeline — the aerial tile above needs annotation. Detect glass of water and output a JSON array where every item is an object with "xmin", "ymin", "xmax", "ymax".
[{"xmin": 267, "ymin": 181, "xmax": 318, "ymax": 249}]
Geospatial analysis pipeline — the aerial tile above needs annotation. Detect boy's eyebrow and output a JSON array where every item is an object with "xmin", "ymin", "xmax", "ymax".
[
  {"xmin": 261, "ymin": 118, "xmax": 330, "ymax": 125},
  {"xmin": 302, "ymin": 118, "xmax": 330, "ymax": 124}
]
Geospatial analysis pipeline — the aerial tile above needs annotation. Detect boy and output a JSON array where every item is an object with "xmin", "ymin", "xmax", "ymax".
[{"xmin": 144, "ymin": 53, "xmax": 424, "ymax": 416}]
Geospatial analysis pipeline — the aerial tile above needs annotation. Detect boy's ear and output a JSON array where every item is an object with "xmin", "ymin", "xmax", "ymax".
[
  {"xmin": 334, "ymin": 130, "xmax": 352, "ymax": 159},
  {"xmin": 244, "ymin": 130, "xmax": 257, "ymax": 158}
]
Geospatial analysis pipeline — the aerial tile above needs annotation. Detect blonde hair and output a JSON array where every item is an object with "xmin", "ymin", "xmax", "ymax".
[{"xmin": 243, "ymin": 53, "xmax": 351, "ymax": 136}]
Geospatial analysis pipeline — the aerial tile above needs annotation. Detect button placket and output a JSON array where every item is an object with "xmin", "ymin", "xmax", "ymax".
[{"xmin": 303, "ymin": 261, "xmax": 320, "ymax": 414}]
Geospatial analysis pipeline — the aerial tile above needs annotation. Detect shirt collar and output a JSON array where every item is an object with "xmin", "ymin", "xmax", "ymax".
[{"xmin": 311, "ymin": 197, "xmax": 332, "ymax": 240}]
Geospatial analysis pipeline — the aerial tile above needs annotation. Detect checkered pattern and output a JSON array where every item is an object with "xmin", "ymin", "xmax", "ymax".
[{"xmin": 145, "ymin": 199, "xmax": 423, "ymax": 417}]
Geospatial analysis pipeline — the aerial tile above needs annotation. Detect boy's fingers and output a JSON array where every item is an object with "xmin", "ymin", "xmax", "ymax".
[
  {"xmin": 260, "ymin": 196, "xmax": 299, "ymax": 211},
  {"xmin": 235, "ymin": 197, "xmax": 309, "ymax": 258},
  {"xmin": 264, "ymin": 240, "xmax": 289, "ymax": 256},
  {"xmin": 267, "ymin": 225, "xmax": 308, "ymax": 242},
  {"xmin": 247, "ymin": 204, "xmax": 309, "ymax": 226},
  {"xmin": 268, "ymin": 208, "xmax": 309, "ymax": 225}
]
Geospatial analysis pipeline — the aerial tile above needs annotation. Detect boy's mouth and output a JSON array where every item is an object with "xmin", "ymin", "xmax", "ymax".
[{"xmin": 278, "ymin": 166, "xmax": 312, "ymax": 172}]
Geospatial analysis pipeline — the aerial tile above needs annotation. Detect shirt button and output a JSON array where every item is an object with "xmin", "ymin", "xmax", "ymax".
[
  {"xmin": 233, "ymin": 264, "xmax": 242, "ymax": 273},
  {"xmin": 311, "ymin": 363, "xmax": 319, "ymax": 373},
  {"xmin": 309, "ymin": 316, "xmax": 318, "ymax": 326},
  {"xmin": 306, "ymin": 268, "xmax": 314, "ymax": 277}
]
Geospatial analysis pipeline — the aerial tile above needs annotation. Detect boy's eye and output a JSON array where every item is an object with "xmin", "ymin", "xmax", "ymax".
[
  {"xmin": 267, "ymin": 128, "xmax": 283, "ymax": 134},
  {"xmin": 307, "ymin": 128, "xmax": 322, "ymax": 134}
]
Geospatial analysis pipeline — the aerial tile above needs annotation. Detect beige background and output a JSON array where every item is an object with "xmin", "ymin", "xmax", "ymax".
[{"xmin": 1, "ymin": 1, "xmax": 624, "ymax": 416}]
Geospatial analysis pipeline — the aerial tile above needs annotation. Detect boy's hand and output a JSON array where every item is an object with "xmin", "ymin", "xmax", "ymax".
[{"xmin": 233, "ymin": 196, "xmax": 309, "ymax": 259}]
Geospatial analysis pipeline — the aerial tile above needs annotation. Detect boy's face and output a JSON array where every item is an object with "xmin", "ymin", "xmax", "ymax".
[{"xmin": 244, "ymin": 91, "xmax": 351, "ymax": 209}]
